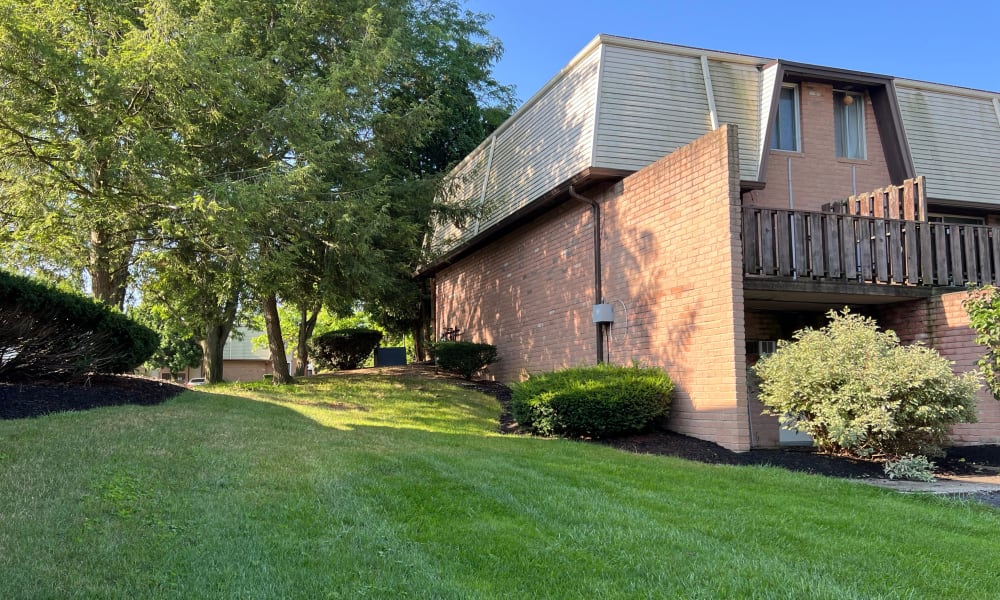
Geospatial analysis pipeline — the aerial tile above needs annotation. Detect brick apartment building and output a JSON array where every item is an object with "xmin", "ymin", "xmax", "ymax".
[{"xmin": 418, "ymin": 35, "xmax": 1000, "ymax": 451}]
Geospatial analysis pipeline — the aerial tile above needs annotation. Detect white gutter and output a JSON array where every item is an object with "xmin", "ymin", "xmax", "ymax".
[
  {"xmin": 701, "ymin": 55, "xmax": 719, "ymax": 130},
  {"xmin": 473, "ymin": 135, "xmax": 497, "ymax": 235}
]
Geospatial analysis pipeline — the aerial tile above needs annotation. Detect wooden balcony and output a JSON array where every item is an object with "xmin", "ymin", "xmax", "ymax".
[
  {"xmin": 740, "ymin": 176, "xmax": 1000, "ymax": 309},
  {"xmin": 742, "ymin": 207, "xmax": 1000, "ymax": 289}
]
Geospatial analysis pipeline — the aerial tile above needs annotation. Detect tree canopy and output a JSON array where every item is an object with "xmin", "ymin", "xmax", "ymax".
[{"xmin": 0, "ymin": 0, "xmax": 513, "ymax": 382}]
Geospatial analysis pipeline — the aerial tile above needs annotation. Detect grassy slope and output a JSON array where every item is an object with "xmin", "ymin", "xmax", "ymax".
[{"xmin": 1, "ymin": 375, "xmax": 998, "ymax": 599}]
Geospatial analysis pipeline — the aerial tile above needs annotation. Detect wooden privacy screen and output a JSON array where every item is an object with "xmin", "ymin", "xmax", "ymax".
[{"xmin": 821, "ymin": 176, "xmax": 927, "ymax": 221}]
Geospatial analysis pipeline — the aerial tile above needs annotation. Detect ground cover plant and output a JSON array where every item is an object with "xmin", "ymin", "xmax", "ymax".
[{"xmin": 1, "ymin": 375, "xmax": 998, "ymax": 598}]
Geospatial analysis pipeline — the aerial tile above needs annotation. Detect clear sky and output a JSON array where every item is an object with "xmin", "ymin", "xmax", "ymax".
[{"xmin": 466, "ymin": 0, "xmax": 1000, "ymax": 106}]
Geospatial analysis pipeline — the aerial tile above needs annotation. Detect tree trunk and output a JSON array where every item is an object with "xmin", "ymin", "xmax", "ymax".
[
  {"xmin": 201, "ymin": 324, "xmax": 229, "ymax": 383},
  {"xmin": 414, "ymin": 278, "xmax": 434, "ymax": 362},
  {"xmin": 413, "ymin": 324, "xmax": 426, "ymax": 363},
  {"xmin": 89, "ymin": 227, "xmax": 132, "ymax": 310},
  {"xmin": 293, "ymin": 303, "xmax": 320, "ymax": 377},
  {"xmin": 198, "ymin": 287, "xmax": 240, "ymax": 384},
  {"xmin": 263, "ymin": 292, "xmax": 292, "ymax": 384}
]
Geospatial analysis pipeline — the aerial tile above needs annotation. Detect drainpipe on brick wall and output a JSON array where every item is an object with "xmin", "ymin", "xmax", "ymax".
[{"xmin": 568, "ymin": 186, "xmax": 604, "ymax": 363}]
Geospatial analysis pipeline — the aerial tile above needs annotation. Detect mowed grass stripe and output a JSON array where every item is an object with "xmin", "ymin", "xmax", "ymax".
[{"xmin": 0, "ymin": 376, "xmax": 997, "ymax": 598}]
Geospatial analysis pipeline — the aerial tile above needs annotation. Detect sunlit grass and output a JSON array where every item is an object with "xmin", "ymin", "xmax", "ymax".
[
  {"xmin": 214, "ymin": 374, "xmax": 500, "ymax": 437},
  {"xmin": 1, "ymin": 375, "xmax": 998, "ymax": 598}
]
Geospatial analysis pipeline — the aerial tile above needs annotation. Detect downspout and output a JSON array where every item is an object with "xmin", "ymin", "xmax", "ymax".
[{"xmin": 569, "ymin": 186, "xmax": 604, "ymax": 363}]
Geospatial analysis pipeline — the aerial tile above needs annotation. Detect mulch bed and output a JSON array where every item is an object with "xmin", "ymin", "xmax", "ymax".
[
  {"xmin": 3, "ymin": 371, "xmax": 997, "ymax": 483},
  {"xmin": 475, "ymin": 378, "xmax": 1000, "ymax": 480},
  {"xmin": 0, "ymin": 376, "xmax": 186, "ymax": 420}
]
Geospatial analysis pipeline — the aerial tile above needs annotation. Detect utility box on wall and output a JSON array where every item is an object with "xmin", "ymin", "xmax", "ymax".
[{"xmin": 592, "ymin": 303, "xmax": 615, "ymax": 324}]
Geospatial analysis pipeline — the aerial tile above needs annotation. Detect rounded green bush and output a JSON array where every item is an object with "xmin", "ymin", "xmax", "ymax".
[
  {"xmin": 310, "ymin": 328, "xmax": 383, "ymax": 371},
  {"xmin": 511, "ymin": 364, "xmax": 673, "ymax": 438},
  {"xmin": 0, "ymin": 270, "xmax": 159, "ymax": 381},
  {"xmin": 433, "ymin": 341, "xmax": 498, "ymax": 379}
]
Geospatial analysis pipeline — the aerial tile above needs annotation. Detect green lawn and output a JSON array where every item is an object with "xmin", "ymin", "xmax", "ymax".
[{"xmin": 1, "ymin": 375, "xmax": 998, "ymax": 599}]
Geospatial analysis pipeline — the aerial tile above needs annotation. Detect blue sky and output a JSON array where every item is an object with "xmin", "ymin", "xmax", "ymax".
[{"xmin": 466, "ymin": 0, "xmax": 1000, "ymax": 105}]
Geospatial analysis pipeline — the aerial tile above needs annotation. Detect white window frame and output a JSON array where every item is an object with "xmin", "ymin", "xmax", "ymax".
[
  {"xmin": 834, "ymin": 90, "xmax": 866, "ymax": 159},
  {"xmin": 771, "ymin": 84, "xmax": 801, "ymax": 152},
  {"xmin": 928, "ymin": 213, "xmax": 985, "ymax": 225}
]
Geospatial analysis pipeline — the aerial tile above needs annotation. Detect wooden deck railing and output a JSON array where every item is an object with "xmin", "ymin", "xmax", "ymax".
[{"xmin": 743, "ymin": 207, "xmax": 1000, "ymax": 287}]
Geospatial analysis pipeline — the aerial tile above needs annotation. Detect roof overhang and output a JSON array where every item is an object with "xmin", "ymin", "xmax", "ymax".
[{"xmin": 416, "ymin": 168, "xmax": 630, "ymax": 277}]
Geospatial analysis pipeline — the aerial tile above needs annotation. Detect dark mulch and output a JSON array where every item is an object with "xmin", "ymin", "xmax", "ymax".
[
  {"xmin": 0, "ymin": 376, "xmax": 186, "ymax": 420},
  {"xmin": 3, "ymin": 371, "xmax": 997, "ymax": 485},
  {"xmin": 477, "ymin": 378, "xmax": 1000, "ymax": 480},
  {"xmin": 459, "ymin": 379, "xmax": 518, "ymax": 433}
]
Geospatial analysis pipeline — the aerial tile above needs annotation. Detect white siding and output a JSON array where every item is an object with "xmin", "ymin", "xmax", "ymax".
[
  {"xmin": 757, "ymin": 63, "xmax": 779, "ymax": 180},
  {"xmin": 430, "ymin": 142, "xmax": 490, "ymax": 252},
  {"xmin": 479, "ymin": 46, "xmax": 601, "ymax": 231},
  {"xmin": 592, "ymin": 45, "xmax": 712, "ymax": 171},
  {"xmin": 592, "ymin": 45, "xmax": 761, "ymax": 178},
  {"xmin": 708, "ymin": 59, "xmax": 761, "ymax": 180},
  {"xmin": 430, "ymin": 45, "xmax": 601, "ymax": 253},
  {"xmin": 429, "ymin": 36, "xmax": 771, "ymax": 258},
  {"xmin": 896, "ymin": 83, "xmax": 1000, "ymax": 205},
  {"xmin": 224, "ymin": 328, "xmax": 271, "ymax": 360}
]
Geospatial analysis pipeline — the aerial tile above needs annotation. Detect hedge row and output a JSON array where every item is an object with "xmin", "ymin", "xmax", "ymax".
[
  {"xmin": 433, "ymin": 341, "xmax": 498, "ymax": 379},
  {"xmin": 310, "ymin": 328, "xmax": 383, "ymax": 371},
  {"xmin": 0, "ymin": 270, "xmax": 159, "ymax": 381}
]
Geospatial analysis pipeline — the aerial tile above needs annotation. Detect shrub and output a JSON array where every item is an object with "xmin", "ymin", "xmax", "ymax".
[
  {"xmin": 883, "ymin": 454, "xmax": 936, "ymax": 482},
  {"xmin": 752, "ymin": 309, "xmax": 979, "ymax": 458},
  {"xmin": 309, "ymin": 328, "xmax": 383, "ymax": 370},
  {"xmin": 147, "ymin": 331, "xmax": 203, "ymax": 377},
  {"xmin": 433, "ymin": 341, "xmax": 498, "ymax": 379},
  {"xmin": 962, "ymin": 285, "xmax": 1000, "ymax": 401},
  {"xmin": 511, "ymin": 364, "xmax": 673, "ymax": 438},
  {"xmin": 0, "ymin": 270, "xmax": 159, "ymax": 381}
]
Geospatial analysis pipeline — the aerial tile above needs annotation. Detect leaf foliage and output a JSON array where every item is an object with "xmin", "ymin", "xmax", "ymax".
[
  {"xmin": 752, "ymin": 309, "xmax": 978, "ymax": 457},
  {"xmin": 512, "ymin": 364, "xmax": 674, "ymax": 438}
]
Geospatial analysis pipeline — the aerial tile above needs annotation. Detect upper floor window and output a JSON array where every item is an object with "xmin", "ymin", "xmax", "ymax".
[
  {"xmin": 834, "ymin": 91, "xmax": 866, "ymax": 159},
  {"xmin": 928, "ymin": 214, "xmax": 985, "ymax": 225},
  {"xmin": 771, "ymin": 85, "xmax": 800, "ymax": 152}
]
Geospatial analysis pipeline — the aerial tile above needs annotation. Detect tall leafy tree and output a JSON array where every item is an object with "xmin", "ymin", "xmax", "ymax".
[
  {"xmin": 0, "ymin": 0, "xmax": 195, "ymax": 307},
  {"xmin": 1, "ymin": 0, "xmax": 512, "ymax": 382}
]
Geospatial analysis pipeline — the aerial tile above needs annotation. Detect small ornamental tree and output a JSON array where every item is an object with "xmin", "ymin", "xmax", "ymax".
[
  {"xmin": 752, "ymin": 309, "xmax": 978, "ymax": 458},
  {"xmin": 962, "ymin": 285, "xmax": 1000, "ymax": 401},
  {"xmin": 149, "ymin": 332, "xmax": 204, "ymax": 379}
]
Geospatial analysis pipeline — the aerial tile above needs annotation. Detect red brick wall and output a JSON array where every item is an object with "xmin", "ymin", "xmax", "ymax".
[
  {"xmin": 926, "ymin": 293, "xmax": 1000, "ymax": 445},
  {"xmin": 748, "ymin": 82, "xmax": 891, "ymax": 212},
  {"xmin": 224, "ymin": 360, "xmax": 272, "ymax": 383},
  {"xmin": 435, "ymin": 200, "xmax": 598, "ymax": 381},
  {"xmin": 600, "ymin": 126, "xmax": 747, "ymax": 450},
  {"xmin": 436, "ymin": 126, "xmax": 751, "ymax": 450},
  {"xmin": 879, "ymin": 293, "xmax": 1000, "ymax": 445}
]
